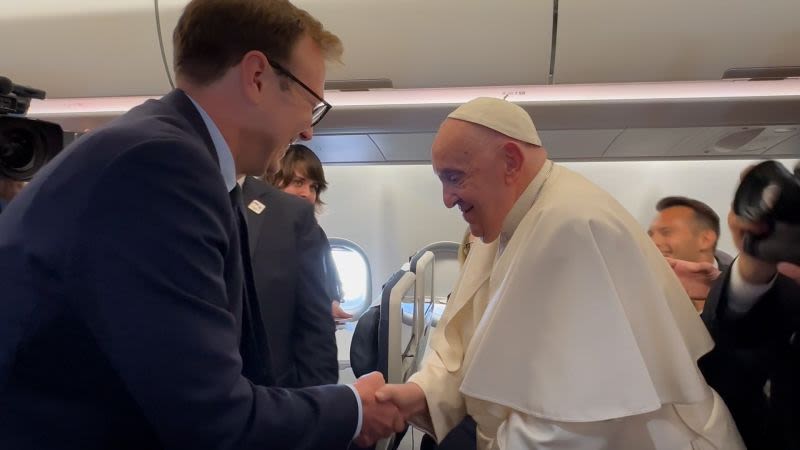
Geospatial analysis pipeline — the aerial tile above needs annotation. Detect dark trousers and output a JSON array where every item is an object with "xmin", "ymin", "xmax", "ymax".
[{"xmin": 420, "ymin": 416, "xmax": 477, "ymax": 450}]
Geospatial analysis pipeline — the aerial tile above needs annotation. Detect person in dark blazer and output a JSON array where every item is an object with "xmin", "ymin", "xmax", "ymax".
[
  {"xmin": 241, "ymin": 176, "xmax": 339, "ymax": 388},
  {"xmin": 0, "ymin": 1, "xmax": 402, "ymax": 449},
  {"xmin": 699, "ymin": 210, "xmax": 800, "ymax": 450},
  {"xmin": 269, "ymin": 144, "xmax": 353, "ymax": 322}
]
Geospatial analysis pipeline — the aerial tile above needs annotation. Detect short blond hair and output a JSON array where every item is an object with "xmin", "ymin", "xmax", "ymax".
[{"xmin": 174, "ymin": 0, "xmax": 342, "ymax": 85}]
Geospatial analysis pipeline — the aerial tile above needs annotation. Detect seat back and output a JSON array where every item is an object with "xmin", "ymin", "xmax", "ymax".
[
  {"xmin": 409, "ymin": 250, "xmax": 435, "ymax": 373},
  {"xmin": 378, "ymin": 270, "xmax": 417, "ymax": 384}
]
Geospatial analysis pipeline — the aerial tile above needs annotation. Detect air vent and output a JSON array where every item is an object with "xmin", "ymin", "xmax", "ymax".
[
  {"xmin": 711, "ymin": 126, "xmax": 799, "ymax": 154},
  {"xmin": 713, "ymin": 128, "xmax": 766, "ymax": 153}
]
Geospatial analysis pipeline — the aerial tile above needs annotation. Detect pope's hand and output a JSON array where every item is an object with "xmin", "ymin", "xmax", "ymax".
[{"xmin": 375, "ymin": 382, "xmax": 429, "ymax": 420}]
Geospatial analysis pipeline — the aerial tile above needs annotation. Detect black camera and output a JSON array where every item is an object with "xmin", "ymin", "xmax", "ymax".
[
  {"xmin": 732, "ymin": 160, "xmax": 800, "ymax": 265},
  {"xmin": 0, "ymin": 76, "xmax": 64, "ymax": 181}
]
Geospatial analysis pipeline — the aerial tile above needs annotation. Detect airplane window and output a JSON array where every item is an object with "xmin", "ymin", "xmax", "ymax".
[
  {"xmin": 331, "ymin": 249, "xmax": 367, "ymax": 303},
  {"xmin": 328, "ymin": 238, "xmax": 372, "ymax": 319}
]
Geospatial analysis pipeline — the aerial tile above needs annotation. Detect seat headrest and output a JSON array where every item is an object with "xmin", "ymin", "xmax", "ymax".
[{"xmin": 350, "ymin": 305, "xmax": 382, "ymax": 379}]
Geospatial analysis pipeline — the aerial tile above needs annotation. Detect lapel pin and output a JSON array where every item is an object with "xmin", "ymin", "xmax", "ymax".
[{"xmin": 247, "ymin": 200, "xmax": 266, "ymax": 214}]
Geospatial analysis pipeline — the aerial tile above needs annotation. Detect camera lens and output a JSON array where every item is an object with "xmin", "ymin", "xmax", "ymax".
[
  {"xmin": 734, "ymin": 161, "xmax": 800, "ymax": 224},
  {"xmin": 1, "ymin": 128, "xmax": 36, "ymax": 172},
  {"xmin": 0, "ymin": 116, "xmax": 63, "ymax": 180},
  {"xmin": 734, "ymin": 160, "xmax": 800, "ymax": 265}
]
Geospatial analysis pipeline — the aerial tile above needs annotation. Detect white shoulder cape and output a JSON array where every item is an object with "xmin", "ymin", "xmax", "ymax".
[{"xmin": 459, "ymin": 165, "xmax": 714, "ymax": 422}]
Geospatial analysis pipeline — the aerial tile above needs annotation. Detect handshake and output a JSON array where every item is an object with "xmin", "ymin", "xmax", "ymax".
[{"xmin": 351, "ymin": 372, "xmax": 429, "ymax": 447}]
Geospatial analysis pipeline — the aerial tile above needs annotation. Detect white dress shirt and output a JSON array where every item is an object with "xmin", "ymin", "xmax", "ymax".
[{"xmin": 726, "ymin": 257, "xmax": 777, "ymax": 315}]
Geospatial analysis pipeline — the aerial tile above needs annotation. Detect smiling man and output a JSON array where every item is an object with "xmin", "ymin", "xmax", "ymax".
[
  {"xmin": 648, "ymin": 196, "xmax": 732, "ymax": 311},
  {"xmin": 376, "ymin": 97, "xmax": 744, "ymax": 450},
  {"xmin": 0, "ymin": 1, "xmax": 402, "ymax": 449},
  {"xmin": 648, "ymin": 196, "xmax": 730, "ymax": 267}
]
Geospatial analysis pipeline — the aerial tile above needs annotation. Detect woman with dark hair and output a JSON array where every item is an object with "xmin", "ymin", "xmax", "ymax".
[{"xmin": 269, "ymin": 144, "xmax": 352, "ymax": 321}]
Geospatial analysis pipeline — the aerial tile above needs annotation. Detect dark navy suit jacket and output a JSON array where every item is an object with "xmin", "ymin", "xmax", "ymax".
[
  {"xmin": 700, "ymin": 263, "xmax": 800, "ymax": 450},
  {"xmin": 242, "ymin": 177, "xmax": 338, "ymax": 388},
  {"xmin": 0, "ymin": 90, "xmax": 358, "ymax": 449}
]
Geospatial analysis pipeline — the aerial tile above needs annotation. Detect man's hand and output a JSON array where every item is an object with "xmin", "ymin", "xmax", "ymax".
[
  {"xmin": 375, "ymin": 382, "xmax": 429, "ymax": 421},
  {"xmin": 332, "ymin": 300, "xmax": 353, "ymax": 322},
  {"xmin": 777, "ymin": 262, "xmax": 800, "ymax": 284},
  {"xmin": 352, "ymin": 372, "xmax": 406, "ymax": 447},
  {"xmin": 727, "ymin": 210, "xmax": 778, "ymax": 284},
  {"xmin": 666, "ymin": 257, "xmax": 721, "ymax": 303}
]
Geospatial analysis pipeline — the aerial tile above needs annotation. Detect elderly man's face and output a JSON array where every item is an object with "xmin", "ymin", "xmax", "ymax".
[{"xmin": 432, "ymin": 120, "xmax": 512, "ymax": 242}]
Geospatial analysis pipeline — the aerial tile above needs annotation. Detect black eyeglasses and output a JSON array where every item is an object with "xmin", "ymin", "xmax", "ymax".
[{"xmin": 268, "ymin": 59, "xmax": 331, "ymax": 127}]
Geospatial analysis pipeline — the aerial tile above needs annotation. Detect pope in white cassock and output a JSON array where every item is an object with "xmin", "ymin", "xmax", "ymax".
[{"xmin": 375, "ymin": 97, "xmax": 744, "ymax": 450}]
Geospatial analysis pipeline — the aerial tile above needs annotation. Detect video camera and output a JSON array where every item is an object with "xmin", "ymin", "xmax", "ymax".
[
  {"xmin": 0, "ymin": 76, "xmax": 64, "ymax": 181},
  {"xmin": 733, "ymin": 160, "xmax": 800, "ymax": 265}
]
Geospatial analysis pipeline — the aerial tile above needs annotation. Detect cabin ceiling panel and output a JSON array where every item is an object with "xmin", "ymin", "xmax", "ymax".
[
  {"xmin": 664, "ymin": 126, "xmax": 799, "ymax": 157},
  {"xmin": 292, "ymin": 0, "xmax": 553, "ymax": 88},
  {"xmin": 603, "ymin": 128, "xmax": 702, "ymax": 158},
  {"xmin": 554, "ymin": 0, "xmax": 800, "ymax": 84},
  {"xmin": 1, "ymin": 1, "xmax": 170, "ymax": 98},
  {"xmin": 370, "ymin": 133, "xmax": 436, "ymax": 162},
  {"xmin": 306, "ymin": 134, "xmax": 385, "ymax": 163},
  {"xmin": 538, "ymin": 129, "xmax": 623, "ymax": 159},
  {"xmin": 764, "ymin": 131, "xmax": 800, "ymax": 157}
]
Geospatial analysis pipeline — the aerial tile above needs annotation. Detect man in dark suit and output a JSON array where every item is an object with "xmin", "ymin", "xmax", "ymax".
[
  {"xmin": 0, "ymin": 1, "xmax": 402, "ymax": 448},
  {"xmin": 241, "ymin": 176, "xmax": 339, "ymax": 388},
  {"xmin": 649, "ymin": 196, "xmax": 729, "ymax": 311},
  {"xmin": 700, "ymin": 210, "xmax": 800, "ymax": 450}
]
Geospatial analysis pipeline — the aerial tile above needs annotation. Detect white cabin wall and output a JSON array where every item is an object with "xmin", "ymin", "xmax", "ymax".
[
  {"xmin": 318, "ymin": 159, "xmax": 799, "ymax": 298},
  {"xmin": 316, "ymin": 165, "xmax": 465, "ymax": 300}
]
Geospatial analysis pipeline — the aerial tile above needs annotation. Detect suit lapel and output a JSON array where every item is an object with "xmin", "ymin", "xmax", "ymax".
[
  {"xmin": 162, "ymin": 91, "xmax": 275, "ymax": 385},
  {"xmin": 231, "ymin": 186, "xmax": 274, "ymax": 386}
]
